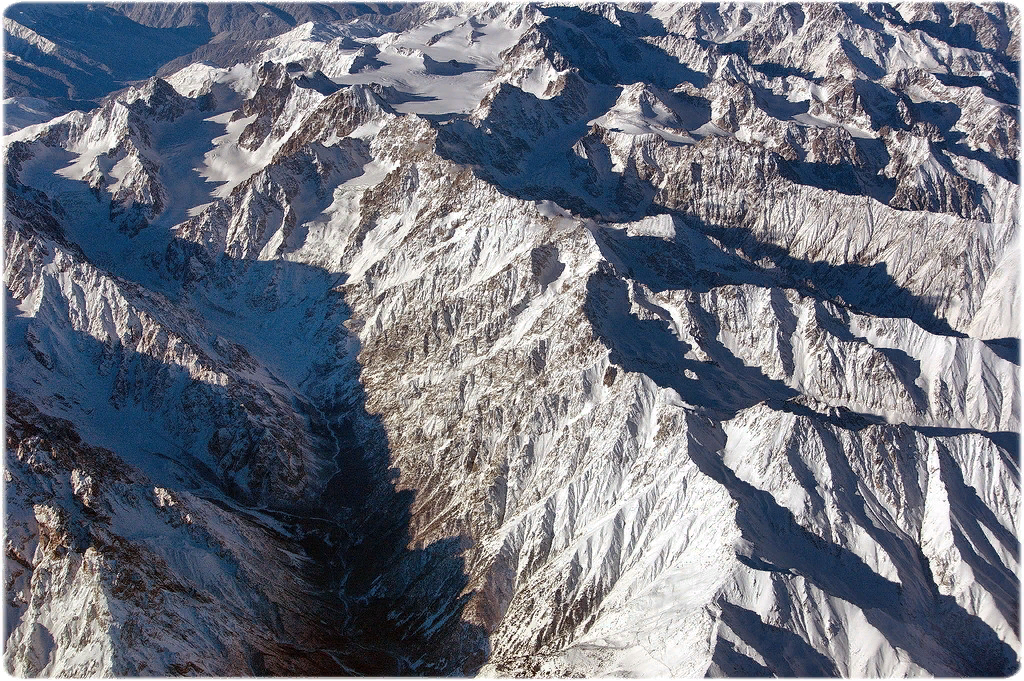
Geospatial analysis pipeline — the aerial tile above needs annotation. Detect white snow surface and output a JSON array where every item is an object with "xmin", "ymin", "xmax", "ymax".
[{"xmin": 3, "ymin": 2, "xmax": 1020, "ymax": 678}]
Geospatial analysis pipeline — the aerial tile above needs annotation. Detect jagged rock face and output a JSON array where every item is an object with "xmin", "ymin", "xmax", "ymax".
[{"xmin": 4, "ymin": 2, "xmax": 1020, "ymax": 677}]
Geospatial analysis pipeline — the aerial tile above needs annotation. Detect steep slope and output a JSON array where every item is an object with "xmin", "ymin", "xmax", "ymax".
[
  {"xmin": 4, "ymin": 2, "xmax": 1019, "ymax": 677},
  {"xmin": 2, "ymin": 3, "xmax": 404, "ymax": 133}
]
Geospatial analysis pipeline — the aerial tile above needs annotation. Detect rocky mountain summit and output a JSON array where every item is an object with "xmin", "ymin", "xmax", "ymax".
[{"xmin": 4, "ymin": 2, "xmax": 1020, "ymax": 676}]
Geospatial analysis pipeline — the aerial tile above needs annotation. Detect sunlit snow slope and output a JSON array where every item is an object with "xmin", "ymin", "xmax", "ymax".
[{"xmin": 4, "ymin": 2, "xmax": 1020, "ymax": 677}]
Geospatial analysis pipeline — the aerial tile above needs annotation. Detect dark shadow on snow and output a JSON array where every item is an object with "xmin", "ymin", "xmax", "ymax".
[
  {"xmin": 174, "ymin": 238, "xmax": 490, "ymax": 675},
  {"xmin": 717, "ymin": 602, "xmax": 840, "ymax": 677},
  {"xmin": 935, "ymin": 446, "xmax": 1021, "ymax": 630},
  {"xmin": 590, "ymin": 211, "xmax": 964, "ymax": 339},
  {"xmin": 537, "ymin": 5, "xmax": 710, "ymax": 89},
  {"xmin": 678, "ymin": 217, "xmax": 967, "ymax": 338},
  {"xmin": 685, "ymin": 423, "xmax": 1019, "ymax": 677},
  {"xmin": 984, "ymin": 337, "xmax": 1020, "ymax": 366},
  {"xmin": 708, "ymin": 636, "xmax": 774, "ymax": 677},
  {"xmin": 582, "ymin": 209, "xmax": 1018, "ymax": 676},
  {"xmin": 4, "ymin": 3, "xmax": 212, "ymax": 101},
  {"xmin": 777, "ymin": 136, "xmax": 900, "ymax": 206},
  {"xmin": 878, "ymin": 3, "xmax": 1020, "ymax": 82},
  {"xmin": 6, "ymin": 163, "xmax": 489, "ymax": 674},
  {"xmin": 584, "ymin": 261, "xmax": 797, "ymax": 420}
]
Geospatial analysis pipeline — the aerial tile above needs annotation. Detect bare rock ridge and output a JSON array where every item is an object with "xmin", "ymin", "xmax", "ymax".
[{"xmin": 4, "ymin": 2, "xmax": 1020, "ymax": 677}]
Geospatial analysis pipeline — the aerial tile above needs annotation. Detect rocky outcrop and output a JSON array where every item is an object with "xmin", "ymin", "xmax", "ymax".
[{"xmin": 4, "ymin": 2, "xmax": 1019, "ymax": 677}]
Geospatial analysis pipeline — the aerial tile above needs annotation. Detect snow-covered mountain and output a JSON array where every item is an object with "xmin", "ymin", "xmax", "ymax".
[
  {"xmin": 1, "ymin": 3, "xmax": 410, "ymax": 133},
  {"xmin": 4, "ymin": 2, "xmax": 1019, "ymax": 676}
]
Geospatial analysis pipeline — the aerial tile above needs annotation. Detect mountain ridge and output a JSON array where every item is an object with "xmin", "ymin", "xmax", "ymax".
[{"xmin": 4, "ymin": 2, "xmax": 1019, "ymax": 676}]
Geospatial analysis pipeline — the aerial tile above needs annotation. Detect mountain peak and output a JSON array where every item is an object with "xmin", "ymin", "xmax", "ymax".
[{"xmin": 4, "ymin": 2, "xmax": 1019, "ymax": 677}]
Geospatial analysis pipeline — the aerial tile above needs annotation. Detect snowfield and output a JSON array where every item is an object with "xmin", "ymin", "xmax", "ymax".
[{"xmin": 4, "ymin": 2, "xmax": 1020, "ymax": 677}]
